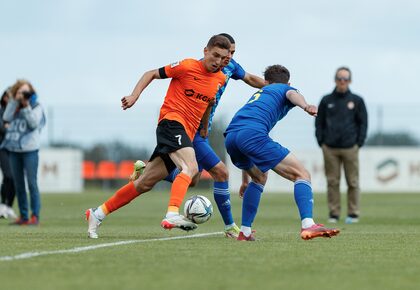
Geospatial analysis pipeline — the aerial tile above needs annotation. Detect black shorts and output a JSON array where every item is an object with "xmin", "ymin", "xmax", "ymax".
[{"xmin": 149, "ymin": 119, "xmax": 193, "ymax": 172}]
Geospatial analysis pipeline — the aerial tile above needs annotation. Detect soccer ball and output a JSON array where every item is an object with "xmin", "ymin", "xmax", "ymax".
[{"xmin": 183, "ymin": 195, "xmax": 213, "ymax": 224}]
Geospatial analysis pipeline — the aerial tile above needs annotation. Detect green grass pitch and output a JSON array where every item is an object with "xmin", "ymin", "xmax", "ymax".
[{"xmin": 1, "ymin": 190, "xmax": 420, "ymax": 290}]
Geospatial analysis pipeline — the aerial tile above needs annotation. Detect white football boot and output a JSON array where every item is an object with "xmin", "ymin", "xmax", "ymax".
[
  {"xmin": 85, "ymin": 208, "xmax": 102, "ymax": 239},
  {"xmin": 161, "ymin": 214, "xmax": 197, "ymax": 231}
]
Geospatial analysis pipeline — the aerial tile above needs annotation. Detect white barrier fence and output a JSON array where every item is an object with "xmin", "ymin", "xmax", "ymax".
[
  {"xmin": 38, "ymin": 148, "xmax": 83, "ymax": 193},
  {"xmin": 227, "ymin": 147, "xmax": 420, "ymax": 193},
  {"xmin": 21, "ymin": 147, "xmax": 420, "ymax": 193}
]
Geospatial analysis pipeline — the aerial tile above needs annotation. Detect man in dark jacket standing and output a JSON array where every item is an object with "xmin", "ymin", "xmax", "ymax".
[{"xmin": 315, "ymin": 67, "xmax": 368, "ymax": 224}]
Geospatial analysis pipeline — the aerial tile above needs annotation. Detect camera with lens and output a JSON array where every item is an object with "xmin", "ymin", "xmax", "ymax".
[{"xmin": 22, "ymin": 91, "xmax": 34, "ymax": 100}]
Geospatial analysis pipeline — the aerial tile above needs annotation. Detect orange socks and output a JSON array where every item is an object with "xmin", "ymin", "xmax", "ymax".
[
  {"xmin": 167, "ymin": 172, "xmax": 192, "ymax": 213},
  {"xmin": 99, "ymin": 173, "xmax": 191, "ymax": 217},
  {"xmin": 102, "ymin": 182, "xmax": 140, "ymax": 214}
]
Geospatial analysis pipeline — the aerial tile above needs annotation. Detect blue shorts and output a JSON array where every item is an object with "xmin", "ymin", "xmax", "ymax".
[
  {"xmin": 224, "ymin": 129, "xmax": 290, "ymax": 173},
  {"xmin": 193, "ymin": 132, "xmax": 221, "ymax": 172}
]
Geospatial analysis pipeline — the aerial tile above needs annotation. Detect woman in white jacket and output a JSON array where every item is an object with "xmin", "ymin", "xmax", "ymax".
[{"xmin": 1, "ymin": 80, "xmax": 46, "ymax": 225}]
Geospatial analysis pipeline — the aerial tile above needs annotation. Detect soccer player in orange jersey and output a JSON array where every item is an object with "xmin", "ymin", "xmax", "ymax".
[{"xmin": 85, "ymin": 35, "xmax": 231, "ymax": 238}]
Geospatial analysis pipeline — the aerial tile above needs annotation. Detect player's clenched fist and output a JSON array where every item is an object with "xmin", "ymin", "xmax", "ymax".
[
  {"xmin": 304, "ymin": 105, "xmax": 318, "ymax": 116},
  {"xmin": 121, "ymin": 95, "xmax": 138, "ymax": 110}
]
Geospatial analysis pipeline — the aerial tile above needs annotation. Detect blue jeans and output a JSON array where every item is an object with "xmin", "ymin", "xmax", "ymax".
[{"xmin": 9, "ymin": 150, "xmax": 41, "ymax": 220}]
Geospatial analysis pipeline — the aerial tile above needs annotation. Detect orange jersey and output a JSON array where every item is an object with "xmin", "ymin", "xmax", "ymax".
[{"xmin": 158, "ymin": 58, "xmax": 226, "ymax": 141}]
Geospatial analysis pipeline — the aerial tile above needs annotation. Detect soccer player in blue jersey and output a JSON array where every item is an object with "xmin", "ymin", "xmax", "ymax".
[
  {"xmin": 131, "ymin": 33, "xmax": 266, "ymax": 238},
  {"xmin": 224, "ymin": 64, "xmax": 340, "ymax": 241}
]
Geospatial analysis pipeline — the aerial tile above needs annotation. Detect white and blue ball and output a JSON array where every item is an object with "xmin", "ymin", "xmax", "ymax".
[{"xmin": 184, "ymin": 195, "xmax": 213, "ymax": 224}]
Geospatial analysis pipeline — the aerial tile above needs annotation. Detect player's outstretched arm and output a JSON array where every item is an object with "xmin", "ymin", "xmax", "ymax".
[
  {"xmin": 121, "ymin": 69, "xmax": 161, "ymax": 110},
  {"xmin": 286, "ymin": 90, "xmax": 318, "ymax": 117},
  {"xmin": 242, "ymin": 73, "xmax": 267, "ymax": 89}
]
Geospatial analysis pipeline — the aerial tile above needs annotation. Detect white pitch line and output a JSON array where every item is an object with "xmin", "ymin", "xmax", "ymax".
[{"xmin": 0, "ymin": 231, "xmax": 223, "ymax": 262}]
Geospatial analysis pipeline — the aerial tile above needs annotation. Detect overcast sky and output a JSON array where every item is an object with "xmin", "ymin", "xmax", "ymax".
[{"xmin": 1, "ymin": 0, "xmax": 419, "ymax": 148}]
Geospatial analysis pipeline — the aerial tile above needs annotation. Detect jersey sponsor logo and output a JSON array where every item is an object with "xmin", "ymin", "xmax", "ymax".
[
  {"xmin": 185, "ymin": 89, "xmax": 195, "ymax": 97},
  {"xmin": 170, "ymin": 61, "xmax": 180, "ymax": 68},
  {"xmin": 327, "ymin": 103, "xmax": 335, "ymax": 109},
  {"xmin": 347, "ymin": 101, "xmax": 355, "ymax": 110},
  {"xmin": 184, "ymin": 89, "xmax": 213, "ymax": 103}
]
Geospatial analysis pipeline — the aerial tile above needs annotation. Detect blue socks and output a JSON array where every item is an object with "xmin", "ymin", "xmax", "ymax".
[
  {"xmin": 213, "ymin": 181, "xmax": 233, "ymax": 226},
  {"xmin": 164, "ymin": 168, "xmax": 180, "ymax": 183},
  {"xmin": 294, "ymin": 180, "xmax": 314, "ymax": 220},
  {"xmin": 242, "ymin": 182, "xmax": 264, "ymax": 227}
]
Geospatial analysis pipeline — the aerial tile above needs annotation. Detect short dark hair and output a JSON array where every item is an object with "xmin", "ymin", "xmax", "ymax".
[
  {"xmin": 335, "ymin": 66, "xmax": 352, "ymax": 81},
  {"xmin": 264, "ymin": 65, "xmax": 290, "ymax": 84},
  {"xmin": 207, "ymin": 35, "xmax": 231, "ymax": 50},
  {"xmin": 218, "ymin": 33, "xmax": 235, "ymax": 44}
]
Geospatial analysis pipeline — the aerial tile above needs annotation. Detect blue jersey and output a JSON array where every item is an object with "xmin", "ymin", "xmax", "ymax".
[
  {"xmin": 225, "ymin": 83, "xmax": 297, "ymax": 135},
  {"xmin": 199, "ymin": 58, "xmax": 246, "ymax": 132}
]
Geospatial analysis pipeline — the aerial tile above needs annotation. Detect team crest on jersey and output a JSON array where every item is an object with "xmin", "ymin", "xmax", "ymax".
[
  {"xmin": 170, "ymin": 61, "xmax": 180, "ymax": 68},
  {"xmin": 347, "ymin": 101, "xmax": 355, "ymax": 110}
]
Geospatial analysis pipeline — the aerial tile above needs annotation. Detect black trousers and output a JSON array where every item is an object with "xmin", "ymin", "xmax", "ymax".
[{"xmin": 0, "ymin": 148, "xmax": 15, "ymax": 207}]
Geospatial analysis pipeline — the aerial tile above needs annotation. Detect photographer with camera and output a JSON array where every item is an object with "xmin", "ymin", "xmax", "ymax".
[{"xmin": 1, "ymin": 80, "xmax": 46, "ymax": 225}]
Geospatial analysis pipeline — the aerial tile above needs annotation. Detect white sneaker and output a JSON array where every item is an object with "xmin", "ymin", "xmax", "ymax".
[
  {"xmin": 161, "ymin": 214, "xmax": 197, "ymax": 231},
  {"xmin": 85, "ymin": 208, "xmax": 102, "ymax": 239},
  {"xmin": 0, "ymin": 203, "xmax": 7, "ymax": 218},
  {"xmin": 0, "ymin": 204, "xmax": 17, "ymax": 219},
  {"xmin": 5, "ymin": 206, "xmax": 17, "ymax": 219},
  {"xmin": 345, "ymin": 216, "xmax": 359, "ymax": 224},
  {"xmin": 328, "ymin": 217, "xmax": 338, "ymax": 223}
]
